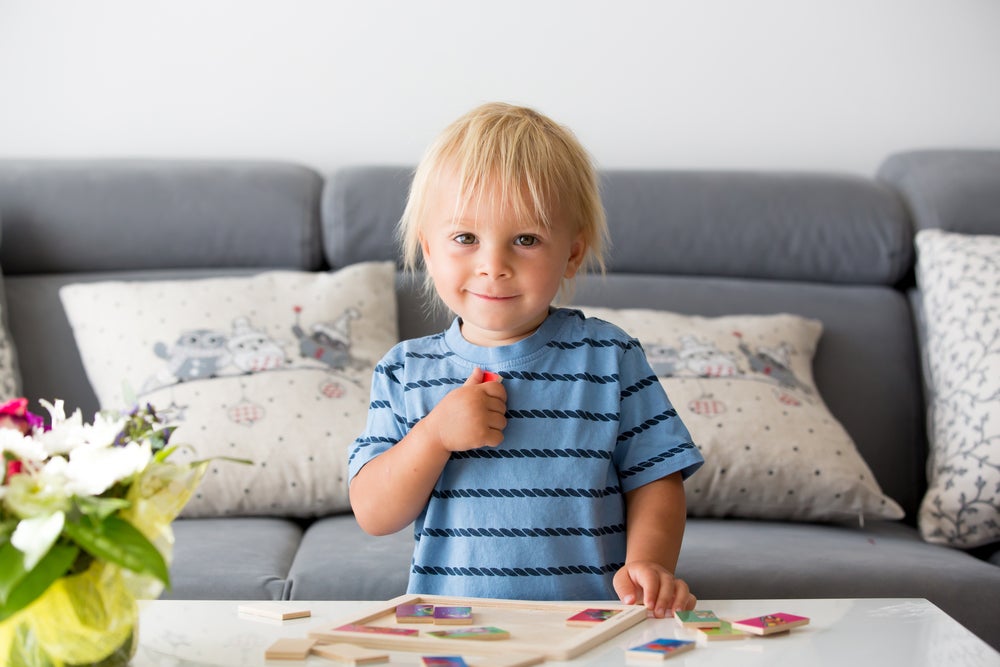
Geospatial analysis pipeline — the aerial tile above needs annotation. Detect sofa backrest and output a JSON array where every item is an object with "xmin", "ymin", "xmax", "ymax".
[
  {"xmin": 323, "ymin": 165, "xmax": 927, "ymax": 519},
  {"xmin": 0, "ymin": 158, "xmax": 930, "ymax": 520},
  {"xmin": 878, "ymin": 149, "xmax": 1000, "ymax": 234},
  {"xmin": 0, "ymin": 159, "xmax": 325, "ymax": 415}
]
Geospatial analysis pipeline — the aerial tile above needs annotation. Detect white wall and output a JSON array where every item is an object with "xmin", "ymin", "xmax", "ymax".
[{"xmin": 1, "ymin": 0, "xmax": 998, "ymax": 175}]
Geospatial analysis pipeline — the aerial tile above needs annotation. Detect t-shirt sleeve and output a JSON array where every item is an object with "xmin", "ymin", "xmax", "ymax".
[
  {"xmin": 347, "ymin": 350, "xmax": 407, "ymax": 482},
  {"xmin": 613, "ymin": 340, "xmax": 704, "ymax": 493}
]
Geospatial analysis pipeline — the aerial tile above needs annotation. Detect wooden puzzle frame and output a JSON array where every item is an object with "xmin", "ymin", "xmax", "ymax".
[{"xmin": 307, "ymin": 593, "xmax": 648, "ymax": 663}]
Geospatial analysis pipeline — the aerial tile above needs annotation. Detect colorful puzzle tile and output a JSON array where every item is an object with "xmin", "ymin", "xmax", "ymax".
[
  {"xmin": 264, "ymin": 637, "xmax": 316, "ymax": 660},
  {"xmin": 426, "ymin": 626, "xmax": 511, "ymax": 641},
  {"xmin": 730, "ymin": 612, "xmax": 810, "ymax": 636},
  {"xmin": 673, "ymin": 609, "xmax": 721, "ymax": 628},
  {"xmin": 396, "ymin": 603, "xmax": 436, "ymax": 623},
  {"xmin": 696, "ymin": 620, "xmax": 750, "ymax": 642},
  {"xmin": 565, "ymin": 608, "xmax": 622, "ymax": 627},
  {"xmin": 311, "ymin": 643, "xmax": 389, "ymax": 665},
  {"xmin": 626, "ymin": 638, "xmax": 696, "ymax": 661},
  {"xmin": 421, "ymin": 658, "xmax": 470, "ymax": 667},
  {"xmin": 482, "ymin": 371, "xmax": 502, "ymax": 383},
  {"xmin": 433, "ymin": 606, "xmax": 473, "ymax": 624},
  {"xmin": 335, "ymin": 623, "xmax": 420, "ymax": 637}
]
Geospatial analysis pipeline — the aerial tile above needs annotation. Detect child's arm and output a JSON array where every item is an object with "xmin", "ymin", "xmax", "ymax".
[
  {"xmin": 613, "ymin": 472, "xmax": 696, "ymax": 617},
  {"xmin": 349, "ymin": 367, "xmax": 507, "ymax": 536}
]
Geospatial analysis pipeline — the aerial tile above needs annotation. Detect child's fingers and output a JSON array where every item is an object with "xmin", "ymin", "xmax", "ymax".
[
  {"xmin": 637, "ymin": 568, "xmax": 690, "ymax": 618},
  {"xmin": 645, "ymin": 573, "xmax": 672, "ymax": 618},
  {"xmin": 668, "ymin": 578, "xmax": 695, "ymax": 613},
  {"xmin": 612, "ymin": 568, "xmax": 639, "ymax": 606}
]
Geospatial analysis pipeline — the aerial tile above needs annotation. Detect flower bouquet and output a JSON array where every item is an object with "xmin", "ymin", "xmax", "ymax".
[{"xmin": 0, "ymin": 398, "xmax": 209, "ymax": 666}]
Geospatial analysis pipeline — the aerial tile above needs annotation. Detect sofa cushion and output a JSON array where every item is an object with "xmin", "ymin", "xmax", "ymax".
[
  {"xmin": 58, "ymin": 263, "xmax": 397, "ymax": 518},
  {"xmin": 285, "ymin": 515, "xmax": 412, "ymax": 601},
  {"xmin": 578, "ymin": 307, "xmax": 903, "ymax": 522},
  {"xmin": 166, "ymin": 517, "xmax": 303, "ymax": 600},
  {"xmin": 915, "ymin": 229, "xmax": 1000, "ymax": 548}
]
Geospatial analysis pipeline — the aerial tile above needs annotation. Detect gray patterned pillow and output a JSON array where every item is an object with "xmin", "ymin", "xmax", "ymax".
[
  {"xmin": 59, "ymin": 263, "xmax": 397, "ymax": 518},
  {"xmin": 916, "ymin": 229, "xmax": 1000, "ymax": 548},
  {"xmin": 0, "ymin": 223, "xmax": 23, "ymax": 399},
  {"xmin": 576, "ymin": 307, "xmax": 903, "ymax": 522}
]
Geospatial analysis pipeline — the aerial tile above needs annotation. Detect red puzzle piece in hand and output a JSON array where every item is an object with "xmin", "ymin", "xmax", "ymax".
[{"xmin": 482, "ymin": 371, "xmax": 501, "ymax": 383}]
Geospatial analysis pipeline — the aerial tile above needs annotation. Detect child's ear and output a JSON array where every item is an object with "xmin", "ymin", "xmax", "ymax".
[
  {"xmin": 563, "ymin": 234, "xmax": 587, "ymax": 279},
  {"xmin": 419, "ymin": 233, "xmax": 433, "ymax": 271}
]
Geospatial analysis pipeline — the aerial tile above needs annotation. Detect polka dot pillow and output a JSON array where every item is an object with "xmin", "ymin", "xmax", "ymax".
[
  {"xmin": 59, "ymin": 263, "xmax": 397, "ymax": 518},
  {"xmin": 578, "ymin": 307, "xmax": 903, "ymax": 522}
]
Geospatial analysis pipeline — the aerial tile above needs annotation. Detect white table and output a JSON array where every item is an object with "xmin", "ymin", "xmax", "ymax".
[{"xmin": 133, "ymin": 598, "xmax": 999, "ymax": 667}]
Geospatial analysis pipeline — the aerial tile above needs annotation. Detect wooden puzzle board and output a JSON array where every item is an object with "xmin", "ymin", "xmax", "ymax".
[{"xmin": 307, "ymin": 594, "xmax": 647, "ymax": 663}]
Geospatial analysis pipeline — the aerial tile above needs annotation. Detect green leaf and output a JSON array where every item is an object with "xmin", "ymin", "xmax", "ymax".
[
  {"xmin": 0, "ymin": 518, "xmax": 16, "ymax": 541},
  {"xmin": 0, "ymin": 541, "xmax": 28, "ymax": 605},
  {"xmin": 75, "ymin": 496, "xmax": 132, "ymax": 521},
  {"xmin": 0, "ymin": 542, "xmax": 78, "ymax": 621},
  {"xmin": 191, "ymin": 456, "xmax": 253, "ymax": 466},
  {"xmin": 62, "ymin": 515, "xmax": 170, "ymax": 586}
]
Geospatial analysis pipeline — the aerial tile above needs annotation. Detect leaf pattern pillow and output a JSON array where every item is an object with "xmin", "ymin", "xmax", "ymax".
[{"xmin": 915, "ymin": 230, "xmax": 1000, "ymax": 548}]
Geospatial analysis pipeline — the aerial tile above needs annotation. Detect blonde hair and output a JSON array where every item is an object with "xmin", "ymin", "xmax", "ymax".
[{"xmin": 399, "ymin": 102, "xmax": 608, "ymax": 304}]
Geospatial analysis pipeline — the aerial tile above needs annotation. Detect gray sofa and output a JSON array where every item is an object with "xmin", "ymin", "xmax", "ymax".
[{"xmin": 1, "ymin": 151, "xmax": 998, "ymax": 651}]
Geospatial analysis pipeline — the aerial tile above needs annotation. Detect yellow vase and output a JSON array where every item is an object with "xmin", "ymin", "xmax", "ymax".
[
  {"xmin": 0, "ymin": 559, "xmax": 137, "ymax": 667},
  {"xmin": 0, "ymin": 460, "xmax": 207, "ymax": 667}
]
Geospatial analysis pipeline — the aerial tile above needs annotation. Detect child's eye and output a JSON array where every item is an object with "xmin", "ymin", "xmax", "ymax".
[
  {"xmin": 452, "ymin": 233, "xmax": 477, "ymax": 245},
  {"xmin": 514, "ymin": 235, "xmax": 539, "ymax": 247}
]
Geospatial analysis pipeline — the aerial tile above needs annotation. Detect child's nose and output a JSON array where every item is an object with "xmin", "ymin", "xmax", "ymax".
[{"xmin": 477, "ymin": 247, "xmax": 512, "ymax": 278}]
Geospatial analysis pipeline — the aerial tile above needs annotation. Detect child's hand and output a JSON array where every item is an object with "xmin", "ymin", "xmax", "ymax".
[
  {"xmin": 613, "ymin": 561, "xmax": 696, "ymax": 618},
  {"xmin": 425, "ymin": 367, "xmax": 507, "ymax": 452}
]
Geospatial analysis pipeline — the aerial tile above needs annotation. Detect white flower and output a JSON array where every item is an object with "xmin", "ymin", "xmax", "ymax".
[
  {"xmin": 0, "ymin": 428, "xmax": 46, "ymax": 463},
  {"xmin": 35, "ymin": 400, "xmax": 125, "ymax": 456},
  {"xmin": 64, "ymin": 440, "xmax": 153, "ymax": 496},
  {"xmin": 11, "ymin": 511, "xmax": 66, "ymax": 570}
]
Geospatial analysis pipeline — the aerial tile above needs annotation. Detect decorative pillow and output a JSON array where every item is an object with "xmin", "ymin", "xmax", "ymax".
[
  {"xmin": 915, "ymin": 230, "xmax": 1000, "ymax": 548},
  {"xmin": 59, "ymin": 263, "xmax": 397, "ymax": 518},
  {"xmin": 0, "ymin": 250, "xmax": 22, "ymax": 399},
  {"xmin": 576, "ymin": 306, "xmax": 904, "ymax": 522}
]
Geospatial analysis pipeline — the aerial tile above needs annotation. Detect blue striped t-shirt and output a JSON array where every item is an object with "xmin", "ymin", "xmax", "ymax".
[{"xmin": 348, "ymin": 307, "xmax": 703, "ymax": 601}]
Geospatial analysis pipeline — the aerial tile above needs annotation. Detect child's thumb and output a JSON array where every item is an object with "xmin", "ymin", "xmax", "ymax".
[
  {"xmin": 465, "ymin": 367, "xmax": 485, "ymax": 385},
  {"xmin": 613, "ymin": 568, "xmax": 639, "ymax": 606}
]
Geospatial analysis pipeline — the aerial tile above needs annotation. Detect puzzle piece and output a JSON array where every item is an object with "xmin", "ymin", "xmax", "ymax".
[
  {"xmin": 625, "ymin": 638, "xmax": 695, "ymax": 661},
  {"xmin": 482, "ymin": 370, "xmax": 502, "ymax": 383},
  {"xmin": 421, "ymin": 658, "xmax": 469, "ymax": 667},
  {"xmin": 335, "ymin": 623, "xmax": 420, "ymax": 637},
  {"xmin": 396, "ymin": 603, "xmax": 435, "ymax": 623},
  {"xmin": 673, "ymin": 609, "xmax": 721, "ymax": 629},
  {"xmin": 426, "ymin": 626, "xmax": 510, "ymax": 641},
  {"xmin": 565, "ymin": 608, "xmax": 621, "ymax": 627},
  {"xmin": 264, "ymin": 637, "xmax": 316, "ymax": 660},
  {"xmin": 696, "ymin": 620, "xmax": 750, "ymax": 642},
  {"xmin": 238, "ymin": 603, "xmax": 311, "ymax": 621},
  {"xmin": 433, "ymin": 606, "xmax": 473, "ymax": 624},
  {"xmin": 311, "ymin": 643, "xmax": 389, "ymax": 665},
  {"xmin": 730, "ymin": 612, "xmax": 810, "ymax": 636}
]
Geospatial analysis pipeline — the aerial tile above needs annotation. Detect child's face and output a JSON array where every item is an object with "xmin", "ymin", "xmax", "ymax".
[{"xmin": 419, "ymin": 171, "xmax": 586, "ymax": 347}]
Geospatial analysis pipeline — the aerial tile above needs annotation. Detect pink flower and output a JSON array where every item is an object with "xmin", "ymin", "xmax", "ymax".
[
  {"xmin": 0, "ymin": 397, "xmax": 46, "ymax": 434},
  {"xmin": 6, "ymin": 458, "xmax": 22, "ymax": 480}
]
